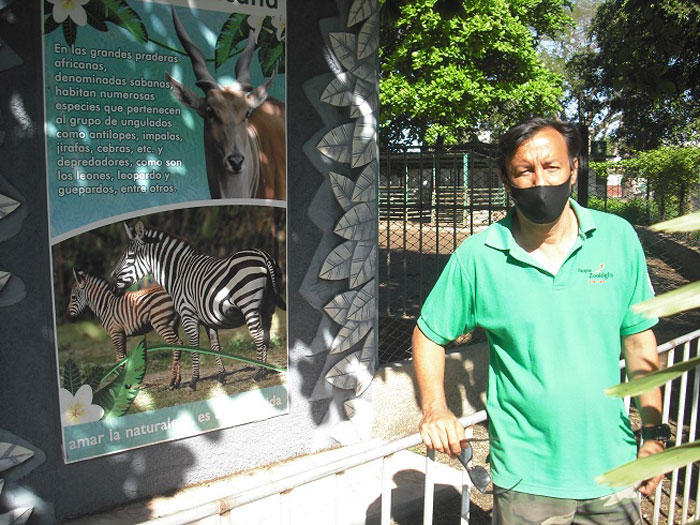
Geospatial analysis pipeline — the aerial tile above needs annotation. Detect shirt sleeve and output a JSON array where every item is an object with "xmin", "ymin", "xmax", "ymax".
[
  {"xmin": 417, "ymin": 251, "xmax": 476, "ymax": 345},
  {"xmin": 620, "ymin": 227, "xmax": 658, "ymax": 336}
]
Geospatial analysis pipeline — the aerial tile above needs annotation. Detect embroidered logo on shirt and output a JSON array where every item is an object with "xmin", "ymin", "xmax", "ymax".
[{"xmin": 578, "ymin": 263, "xmax": 613, "ymax": 284}]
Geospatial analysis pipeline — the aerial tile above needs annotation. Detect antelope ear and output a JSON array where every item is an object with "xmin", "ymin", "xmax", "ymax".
[
  {"xmin": 247, "ymin": 74, "xmax": 274, "ymax": 110},
  {"xmin": 73, "ymin": 267, "xmax": 86, "ymax": 285},
  {"xmin": 166, "ymin": 73, "xmax": 208, "ymax": 118}
]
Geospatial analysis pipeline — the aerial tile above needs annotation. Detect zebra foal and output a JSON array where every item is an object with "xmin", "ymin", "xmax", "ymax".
[
  {"xmin": 68, "ymin": 268, "xmax": 186, "ymax": 386},
  {"xmin": 109, "ymin": 221, "xmax": 286, "ymax": 391}
]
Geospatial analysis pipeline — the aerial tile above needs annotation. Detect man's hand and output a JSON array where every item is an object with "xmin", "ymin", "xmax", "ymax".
[
  {"xmin": 419, "ymin": 404, "xmax": 466, "ymax": 456},
  {"xmin": 637, "ymin": 439, "xmax": 665, "ymax": 496},
  {"xmin": 412, "ymin": 326, "xmax": 468, "ymax": 456}
]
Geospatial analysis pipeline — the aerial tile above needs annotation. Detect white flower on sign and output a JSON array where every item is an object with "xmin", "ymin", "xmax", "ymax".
[
  {"xmin": 247, "ymin": 15, "xmax": 265, "ymax": 43},
  {"xmin": 59, "ymin": 385, "xmax": 104, "ymax": 426},
  {"xmin": 271, "ymin": 16, "xmax": 286, "ymax": 41},
  {"xmin": 47, "ymin": 0, "xmax": 90, "ymax": 26}
]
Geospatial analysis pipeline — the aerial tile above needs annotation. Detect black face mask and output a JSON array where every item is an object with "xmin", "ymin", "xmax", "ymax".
[{"xmin": 509, "ymin": 177, "xmax": 572, "ymax": 224}]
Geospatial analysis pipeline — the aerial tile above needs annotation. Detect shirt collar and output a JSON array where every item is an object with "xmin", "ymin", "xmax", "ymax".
[{"xmin": 485, "ymin": 198, "xmax": 597, "ymax": 251}]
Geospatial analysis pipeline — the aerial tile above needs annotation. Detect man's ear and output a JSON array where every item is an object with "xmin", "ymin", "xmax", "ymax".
[
  {"xmin": 570, "ymin": 157, "xmax": 579, "ymax": 186},
  {"xmin": 498, "ymin": 170, "xmax": 511, "ymax": 194}
]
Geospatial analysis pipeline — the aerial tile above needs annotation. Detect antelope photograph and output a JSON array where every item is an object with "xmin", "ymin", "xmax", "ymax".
[{"xmin": 165, "ymin": 7, "xmax": 286, "ymax": 201}]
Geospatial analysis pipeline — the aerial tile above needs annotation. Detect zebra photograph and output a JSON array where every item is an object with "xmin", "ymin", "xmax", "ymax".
[
  {"xmin": 52, "ymin": 206, "xmax": 287, "ymax": 415},
  {"xmin": 67, "ymin": 268, "xmax": 185, "ymax": 382}
]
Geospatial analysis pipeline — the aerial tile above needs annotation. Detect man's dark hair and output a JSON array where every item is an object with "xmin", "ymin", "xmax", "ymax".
[{"xmin": 497, "ymin": 117, "xmax": 581, "ymax": 178}]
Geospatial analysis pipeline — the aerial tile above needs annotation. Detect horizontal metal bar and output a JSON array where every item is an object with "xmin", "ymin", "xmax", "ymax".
[{"xmin": 138, "ymin": 412, "xmax": 488, "ymax": 524}]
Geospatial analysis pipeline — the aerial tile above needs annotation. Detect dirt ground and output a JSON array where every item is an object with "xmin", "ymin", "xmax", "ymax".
[{"xmin": 390, "ymin": 246, "xmax": 700, "ymax": 524}]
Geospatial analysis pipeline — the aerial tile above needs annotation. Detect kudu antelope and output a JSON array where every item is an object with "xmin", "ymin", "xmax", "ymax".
[{"xmin": 166, "ymin": 8, "xmax": 286, "ymax": 200}]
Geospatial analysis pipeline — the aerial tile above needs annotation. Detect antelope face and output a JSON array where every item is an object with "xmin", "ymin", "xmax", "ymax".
[{"xmin": 203, "ymin": 88, "xmax": 255, "ymax": 177}]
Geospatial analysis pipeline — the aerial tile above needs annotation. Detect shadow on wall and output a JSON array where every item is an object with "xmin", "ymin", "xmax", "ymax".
[{"xmin": 372, "ymin": 343, "xmax": 489, "ymax": 443}]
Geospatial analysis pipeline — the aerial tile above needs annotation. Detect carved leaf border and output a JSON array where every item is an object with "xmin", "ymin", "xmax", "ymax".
[{"xmin": 316, "ymin": 0, "xmax": 379, "ymax": 399}]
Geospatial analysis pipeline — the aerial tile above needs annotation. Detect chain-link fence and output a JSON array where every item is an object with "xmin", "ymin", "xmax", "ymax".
[{"xmin": 378, "ymin": 145, "xmax": 700, "ymax": 365}]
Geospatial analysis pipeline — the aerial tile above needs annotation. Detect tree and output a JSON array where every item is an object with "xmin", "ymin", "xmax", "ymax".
[
  {"xmin": 379, "ymin": 0, "xmax": 574, "ymax": 146},
  {"xmin": 586, "ymin": 0, "xmax": 700, "ymax": 149}
]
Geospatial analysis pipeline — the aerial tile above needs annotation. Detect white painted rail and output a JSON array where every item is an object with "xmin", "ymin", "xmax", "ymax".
[{"xmin": 139, "ymin": 328, "xmax": 700, "ymax": 525}]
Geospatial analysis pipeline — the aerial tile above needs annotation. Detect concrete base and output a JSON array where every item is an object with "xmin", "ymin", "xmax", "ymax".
[{"xmin": 64, "ymin": 445, "xmax": 465, "ymax": 525}]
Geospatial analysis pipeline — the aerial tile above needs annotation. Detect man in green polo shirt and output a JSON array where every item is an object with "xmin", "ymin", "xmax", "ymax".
[{"xmin": 414, "ymin": 118, "xmax": 667, "ymax": 524}]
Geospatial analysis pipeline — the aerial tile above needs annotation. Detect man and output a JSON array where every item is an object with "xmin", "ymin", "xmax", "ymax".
[{"xmin": 414, "ymin": 118, "xmax": 668, "ymax": 524}]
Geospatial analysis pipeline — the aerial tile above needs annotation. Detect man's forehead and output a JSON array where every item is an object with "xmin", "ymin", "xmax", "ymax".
[{"xmin": 511, "ymin": 127, "xmax": 569, "ymax": 159}]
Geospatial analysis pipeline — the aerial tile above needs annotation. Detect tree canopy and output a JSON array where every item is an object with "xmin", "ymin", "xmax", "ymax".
[
  {"xmin": 380, "ymin": 0, "xmax": 574, "ymax": 146},
  {"xmin": 585, "ymin": 0, "xmax": 700, "ymax": 149}
]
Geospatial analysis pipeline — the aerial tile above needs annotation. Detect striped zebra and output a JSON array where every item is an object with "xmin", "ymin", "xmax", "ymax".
[
  {"xmin": 109, "ymin": 221, "xmax": 286, "ymax": 391},
  {"xmin": 68, "ymin": 268, "xmax": 186, "ymax": 386}
]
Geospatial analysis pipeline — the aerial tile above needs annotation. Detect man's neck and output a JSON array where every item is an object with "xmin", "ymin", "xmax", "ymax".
[{"xmin": 511, "ymin": 203, "xmax": 579, "ymax": 274}]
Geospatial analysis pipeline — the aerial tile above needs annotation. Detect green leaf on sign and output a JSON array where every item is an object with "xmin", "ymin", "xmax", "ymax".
[
  {"xmin": 598, "ymin": 440, "xmax": 700, "ymax": 488},
  {"xmin": 605, "ymin": 355, "xmax": 700, "ymax": 398},
  {"xmin": 102, "ymin": 0, "xmax": 147, "ymax": 43},
  {"xmin": 215, "ymin": 13, "xmax": 248, "ymax": 69},
  {"xmin": 62, "ymin": 19, "xmax": 78, "ymax": 46},
  {"xmin": 84, "ymin": 2, "xmax": 109, "ymax": 32},
  {"xmin": 631, "ymin": 281, "xmax": 700, "ymax": 319},
  {"xmin": 259, "ymin": 43, "xmax": 284, "ymax": 77},
  {"xmin": 44, "ymin": 15, "xmax": 60, "ymax": 35},
  {"xmin": 93, "ymin": 341, "xmax": 147, "ymax": 418},
  {"xmin": 62, "ymin": 359, "xmax": 82, "ymax": 395},
  {"xmin": 84, "ymin": 366, "xmax": 105, "ymax": 391}
]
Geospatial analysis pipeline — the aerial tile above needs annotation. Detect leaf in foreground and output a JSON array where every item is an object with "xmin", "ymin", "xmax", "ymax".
[
  {"xmin": 649, "ymin": 211, "xmax": 700, "ymax": 233},
  {"xmin": 631, "ymin": 282, "xmax": 700, "ymax": 319},
  {"xmin": 93, "ymin": 341, "xmax": 147, "ymax": 418},
  {"xmin": 605, "ymin": 355, "xmax": 700, "ymax": 398},
  {"xmin": 598, "ymin": 440, "xmax": 700, "ymax": 488}
]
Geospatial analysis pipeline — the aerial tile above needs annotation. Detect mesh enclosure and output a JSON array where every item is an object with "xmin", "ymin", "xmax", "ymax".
[{"xmin": 378, "ymin": 145, "xmax": 700, "ymax": 365}]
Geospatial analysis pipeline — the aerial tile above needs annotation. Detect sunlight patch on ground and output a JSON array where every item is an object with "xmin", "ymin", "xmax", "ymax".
[{"xmin": 133, "ymin": 389, "xmax": 155, "ymax": 412}]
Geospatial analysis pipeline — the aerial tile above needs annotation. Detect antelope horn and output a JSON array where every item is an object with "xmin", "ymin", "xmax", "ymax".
[
  {"xmin": 235, "ymin": 30, "xmax": 257, "ymax": 91},
  {"xmin": 171, "ymin": 6, "xmax": 219, "ymax": 93}
]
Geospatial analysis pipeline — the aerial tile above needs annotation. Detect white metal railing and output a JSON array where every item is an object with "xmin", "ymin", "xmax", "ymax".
[
  {"xmin": 138, "ymin": 329, "xmax": 700, "ymax": 525},
  {"xmin": 644, "ymin": 328, "xmax": 700, "ymax": 525}
]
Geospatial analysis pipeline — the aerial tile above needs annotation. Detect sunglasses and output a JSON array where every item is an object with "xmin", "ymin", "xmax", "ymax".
[{"xmin": 457, "ymin": 440, "xmax": 493, "ymax": 494}]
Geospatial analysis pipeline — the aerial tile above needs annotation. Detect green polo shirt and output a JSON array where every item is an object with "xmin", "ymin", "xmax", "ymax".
[{"xmin": 417, "ymin": 200, "xmax": 658, "ymax": 499}]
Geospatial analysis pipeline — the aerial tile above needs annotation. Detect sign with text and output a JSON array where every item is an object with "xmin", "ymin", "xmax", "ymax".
[{"xmin": 43, "ymin": 0, "xmax": 288, "ymax": 463}]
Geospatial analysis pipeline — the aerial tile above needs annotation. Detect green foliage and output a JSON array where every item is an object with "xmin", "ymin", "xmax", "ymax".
[
  {"xmin": 43, "ymin": 0, "xmax": 148, "ymax": 45},
  {"xmin": 93, "ymin": 341, "xmax": 147, "ymax": 418},
  {"xmin": 62, "ymin": 359, "xmax": 82, "ymax": 395},
  {"xmin": 587, "ymin": 196, "xmax": 655, "ymax": 226},
  {"xmin": 601, "ymin": 211, "xmax": 700, "ymax": 488},
  {"xmin": 83, "ymin": 366, "xmax": 105, "ymax": 391},
  {"xmin": 215, "ymin": 14, "xmax": 285, "ymax": 76},
  {"xmin": 380, "ymin": 0, "xmax": 572, "ymax": 145},
  {"xmin": 590, "ymin": 147, "xmax": 700, "ymax": 221},
  {"xmin": 101, "ymin": 0, "xmax": 148, "ymax": 44},
  {"xmin": 585, "ymin": 0, "xmax": 700, "ymax": 149},
  {"xmin": 215, "ymin": 13, "xmax": 249, "ymax": 69},
  {"xmin": 599, "ymin": 441, "xmax": 700, "ymax": 489},
  {"xmin": 605, "ymin": 354, "xmax": 700, "ymax": 399}
]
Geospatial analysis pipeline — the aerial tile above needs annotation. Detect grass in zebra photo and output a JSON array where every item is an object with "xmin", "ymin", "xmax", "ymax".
[{"xmin": 56, "ymin": 312, "xmax": 287, "ymax": 413}]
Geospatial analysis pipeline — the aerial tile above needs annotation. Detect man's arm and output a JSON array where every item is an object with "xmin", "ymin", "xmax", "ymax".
[
  {"xmin": 622, "ymin": 328, "xmax": 664, "ymax": 496},
  {"xmin": 413, "ymin": 326, "xmax": 465, "ymax": 456}
]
